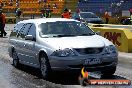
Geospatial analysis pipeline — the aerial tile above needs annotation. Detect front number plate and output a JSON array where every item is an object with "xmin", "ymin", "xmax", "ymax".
[{"xmin": 84, "ymin": 58, "xmax": 101, "ymax": 65}]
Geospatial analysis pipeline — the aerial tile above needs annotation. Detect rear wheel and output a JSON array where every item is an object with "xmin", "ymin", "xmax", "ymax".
[
  {"xmin": 40, "ymin": 54, "xmax": 51, "ymax": 79},
  {"xmin": 101, "ymin": 66, "xmax": 116, "ymax": 76},
  {"xmin": 12, "ymin": 50, "xmax": 19, "ymax": 68}
]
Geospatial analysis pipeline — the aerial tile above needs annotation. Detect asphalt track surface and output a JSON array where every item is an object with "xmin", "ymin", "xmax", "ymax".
[{"xmin": 0, "ymin": 24, "xmax": 131, "ymax": 88}]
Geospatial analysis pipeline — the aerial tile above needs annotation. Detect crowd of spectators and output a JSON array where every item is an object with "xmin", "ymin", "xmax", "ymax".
[{"xmin": 0, "ymin": 0, "xmax": 66, "ymax": 19}]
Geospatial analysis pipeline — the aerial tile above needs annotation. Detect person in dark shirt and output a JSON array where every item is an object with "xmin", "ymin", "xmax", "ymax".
[
  {"xmin": 16, "ymin": 8, "xmax": 22, "ymax": 18},
  {"xmin": 46, "ymin": 4, "xmax": 52, "ymax": 18},
  {"xmin": 41, "ymin": 4, "xmax": 52, "ymax": 18}
]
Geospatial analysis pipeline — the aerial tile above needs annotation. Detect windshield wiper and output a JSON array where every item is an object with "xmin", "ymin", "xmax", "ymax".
[
  {"xmin": 52, "ymin": 34, "xmax": 76, "ymax": 37},
  {"xmin": 40, "ymin": 34, "xmax": 75, "ymax": 38}
]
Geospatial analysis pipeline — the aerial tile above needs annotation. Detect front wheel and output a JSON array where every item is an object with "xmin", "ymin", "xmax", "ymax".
[
  {"xmin": 40, "ymin": 54, "xmax": 51, "ymax": 79},
  {"xmin": 12, "ymin": 50, "xmax": 19, "ymax": 68}
]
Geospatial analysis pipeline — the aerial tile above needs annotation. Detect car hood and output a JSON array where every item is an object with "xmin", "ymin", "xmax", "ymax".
[{"xmin": 42, "ymin": 35, "xmax": 113, "ymax": 50}]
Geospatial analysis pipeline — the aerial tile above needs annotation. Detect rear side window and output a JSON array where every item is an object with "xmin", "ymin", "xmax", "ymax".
[
  {"xmin": 18, "ymin": 23, "xmax": 32, "ymax": 39},
  {"xmin": 10, "ymin": 23, "xmax": 24, "ymax": 37},
  {"xmin": 27, "ymin": 24, "xmax": 36, "ymax": 39}
]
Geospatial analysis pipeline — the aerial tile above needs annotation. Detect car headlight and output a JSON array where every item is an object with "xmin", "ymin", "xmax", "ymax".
[
  {"xmin": 51, "ymin": 48, "xmax": 77, "ymax": 57},
  {"xmin": 105, "ymin": 45, "xmax": 117, "ymax": 53}
]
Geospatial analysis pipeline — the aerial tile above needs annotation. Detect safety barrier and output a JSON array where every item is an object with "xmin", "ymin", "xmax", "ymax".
[
  {"xmin": 90, "ymin": 26, "xmax": 132, "ymax": 53},
  {"xmin": 101, "ymin": 18, "xmax": 119, "ymax": 24},
  {"xmin": 6, "ymin": 17, "xmax": 16, "ymax": 24},
  {"xmin": 88, "ymin": 23, "xmax": 132, "ymax": 28}
]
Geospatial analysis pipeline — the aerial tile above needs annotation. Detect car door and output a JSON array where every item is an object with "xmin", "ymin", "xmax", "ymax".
[
  {"xmin": 16, "ymin": 23, "xmax": 32, "ymax": 62},
  {"xmin": 22, "ymin": 24, "xmax": 38, "ymax": 66},
  {"xmin": 9, "ymin": 23, "xmax": 24, "ymax": 57}
]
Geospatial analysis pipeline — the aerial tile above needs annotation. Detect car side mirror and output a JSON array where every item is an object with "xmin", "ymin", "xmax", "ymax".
[{"xmin": 25, "ymin": 35, "xmax": 36, "ymax": 41}]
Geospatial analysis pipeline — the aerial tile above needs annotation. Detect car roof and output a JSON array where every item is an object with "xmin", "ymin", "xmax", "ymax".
[{"xmin": 17, "ymin": 18, "xmax": 79, "ymax": 25}]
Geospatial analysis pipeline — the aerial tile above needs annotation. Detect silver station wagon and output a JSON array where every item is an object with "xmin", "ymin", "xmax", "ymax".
[{"xmin": 8, "ymin": 18, "xmax": 118, "ymax": 78}]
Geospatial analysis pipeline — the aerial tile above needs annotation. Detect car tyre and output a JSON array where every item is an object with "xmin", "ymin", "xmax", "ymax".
[
  {"xmin": 12, "ymin": 50, "xmax": 20, "ymax": 68},
  {"xmin": 101, "ymin": 66, "xmax": 116, "ymax": 76},
  {"xmin": 40, "ymin": 54, "xmax": 51, "ymax": 79}
]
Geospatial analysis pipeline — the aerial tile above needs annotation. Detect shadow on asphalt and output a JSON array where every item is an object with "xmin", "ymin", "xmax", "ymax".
[
  {"xmin": 15, "ymin": 64, "xmax": 127, "ymax": 85},
  {"xmin": 0, "ymin": 36, "xmax": 8, "ymax": 38}
]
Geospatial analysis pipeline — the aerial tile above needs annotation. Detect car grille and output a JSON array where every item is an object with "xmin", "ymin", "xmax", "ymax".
[{"xmin": 75, "ymin": 47, "xmax": 104, "ymax": 55}]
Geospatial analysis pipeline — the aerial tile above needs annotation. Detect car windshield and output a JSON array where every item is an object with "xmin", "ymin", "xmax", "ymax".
[
  {"xmin": 39, "ymin": 21, "xmax": 95, "ymax": 37},
  {"xmin": 80, "ymin": 13, "xmax": 98, "ymax": 18}
]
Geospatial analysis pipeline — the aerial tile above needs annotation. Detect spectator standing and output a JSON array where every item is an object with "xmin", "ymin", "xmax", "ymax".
[
  {"xmin": 46, "ymin": 4, "xmax": 52, "ymax": 18},
  {"xmin": 30, "ymin": 8, "xmax": 35, "ymax": 19},
  {"xmin": 0, "ymin": 9, "xmax": 7, "ymax": 37},
  {"xmin": 41, "ymin": 4, "xmax": 47, "ymax": 18},
  {"xmin": 104, "ymin": 11, "xmax": 110, "ymax": 24},
  {"xmin": 16, "ymin": 8, "xmax": 22, "ymax": 23},
  {"xmin": 16, "ymin": 8, "xmax": 22, "ymax": 18},
  {"xmin": 41, "ymin": 4, "xmax": 52, "ymax": 18},
  {"xmin": 53, "ymin": 3, "xmax": 57, "ymax": 14},
  {"xmin": 61, "ymin": 8, "xmax": 71, "ymax": 19}
]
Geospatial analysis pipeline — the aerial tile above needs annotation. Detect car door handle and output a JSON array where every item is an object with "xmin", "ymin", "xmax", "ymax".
[{"xmin": 24, "ymin": 44, "xmax": 26, "ymax": 47}]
